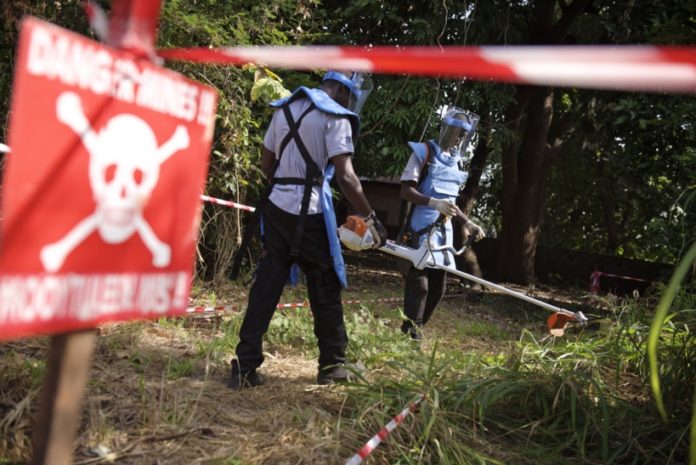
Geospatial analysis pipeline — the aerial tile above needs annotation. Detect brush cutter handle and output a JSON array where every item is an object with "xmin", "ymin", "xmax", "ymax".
[{"xmin": 426, "ymin": 216, "xmax": 478, "ymax": 257}]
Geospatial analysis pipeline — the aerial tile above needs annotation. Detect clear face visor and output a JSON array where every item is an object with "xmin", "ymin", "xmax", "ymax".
[
  {"xmin": 438, "ymin": 108, "xmax": 480, "ymax": 158},
  {"xmin": 323, "ymin": 71, "xmax": 374, "ymax": 114}
]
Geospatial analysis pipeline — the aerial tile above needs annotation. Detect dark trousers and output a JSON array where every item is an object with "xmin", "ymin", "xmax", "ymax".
[
  {"xmin": 235, "ymin": 201, "xmax": 347, "ymax": 373},
  {"xmin": 401, "ymin": 267, "xmax": 447, "ymax": 333}
]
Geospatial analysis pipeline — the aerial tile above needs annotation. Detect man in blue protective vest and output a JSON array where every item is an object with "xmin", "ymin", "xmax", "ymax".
[
  {"xmin": 229, "ymin": 70, "xmax": 388, "ymax": 389},
  {"xmin": 398, "ymin": 107, "xmax": 485, "ymax": 341}
]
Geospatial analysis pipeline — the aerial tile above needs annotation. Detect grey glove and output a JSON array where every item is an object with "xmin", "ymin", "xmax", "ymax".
[
  {"xmin": 365, "ymin": 211, "xmax": 388, "ymax": 248},
  {"xmin": 428, "ymin": 197, "xmax": 458, "ymax": 217}
]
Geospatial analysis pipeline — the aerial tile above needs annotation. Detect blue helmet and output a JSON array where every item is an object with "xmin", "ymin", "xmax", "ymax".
[
  {"xmin": 322, "ymin": 70, "xmax": 373, "ymax": 115},
  {"xmin": 438, "ymin": 107, "xmax": 480, "ymax": 160}
]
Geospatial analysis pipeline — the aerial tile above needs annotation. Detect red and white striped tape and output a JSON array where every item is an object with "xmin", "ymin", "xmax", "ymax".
[
  {"xmin": 200, "ymin": 194, "xmax": 256, "ymax": 212},
  {"xmin": 186, "ymin": 296, "xmax": 401, "ymax": 315},
  {"xmin": 590, "ymin": 270, "xmax": 653, "ymax": 294},
  {"xmin": 590, "ymin": 270, "xmax": 602, "ymax": 294},
  {"xmin": 86, "ymin": 1, "xmax": 696, "ymax": 93},
  {"xmin": 345, "ymin": 394, "xmax": 425, "ymax": 465},
  {"xmin": 83, "ymin": 1, "xmax": 109, "ymax": 42},
  {"xmin": 186, "ymin": 304, "xmax": 240, "ymax": 314},
  {"xmin": 593, "ymin": 271, "xmax": 652, "ymax": 283},
  {"xmin": 159, "ymin": 45, "xmax": 696, "ymax": 93},
  {"xmin": 342, "ymin": 297, "xmax": 401, "ymax": 305}
]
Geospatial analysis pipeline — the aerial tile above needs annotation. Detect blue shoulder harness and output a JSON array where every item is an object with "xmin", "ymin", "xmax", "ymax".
[
  {"xmin": 270, "ymin": 87, "xmax": 360, "ymax": 136},
  {"xmin": 407, "ymin": 141, "xmax": 428, "ymax": 166}
]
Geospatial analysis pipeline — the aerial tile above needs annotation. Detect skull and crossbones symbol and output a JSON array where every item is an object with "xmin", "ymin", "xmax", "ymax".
[{"xmin": 40, "ymin": 91, "xmax": 190, "ymax": 272}]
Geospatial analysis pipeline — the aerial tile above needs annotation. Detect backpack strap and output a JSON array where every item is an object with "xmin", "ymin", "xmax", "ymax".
[
  {"xmin": 229, "ymin": 102, "xmax": 316, "ymax": 279},
  {"xmin": 278, "ymin": 104, "xmax": 323, "ymax": 258},
  {"xmin": 398, "ymin": 142, "xmax": 432, "ymax": 245}
]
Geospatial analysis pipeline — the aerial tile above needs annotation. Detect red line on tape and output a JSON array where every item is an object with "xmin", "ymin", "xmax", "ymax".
[
  {"xmin": 200, "ymin": 194, "xmax": 256, "ymax": 212},
  {"xmin": 158, "ymin": 45, "xmax": 696, "ymax": 93},
  {"xmin": 344, "ymin": 394, "xmax": 425, "ymax": 465}
]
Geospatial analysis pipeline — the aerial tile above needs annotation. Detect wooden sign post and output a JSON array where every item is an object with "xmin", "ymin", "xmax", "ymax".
[{"xmin": 30, "ymin": 331, "xmax": 97, "ymax": 465}]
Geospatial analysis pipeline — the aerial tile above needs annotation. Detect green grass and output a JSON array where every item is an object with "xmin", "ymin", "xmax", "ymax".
[
  {"xmin": 110, "ymin": 280, "xmax": 696, "ymax": 463},
  {"xmin": 340, "ymin": 284, "xmax": 695, "ymax": 465},
  {"xmin": 455, "ymin": 319, "xmax": 510, "ymax": 340},
  {"xmin": 166, "ymin": 356, "xmax": 195, "ymax": 379},
  {"xmin": 4, "ymin": 275, "xmax": 692, "ymax": 464},
  {"xmin": 187, "ymin": 277, "xmax": 695, "ymax": 463}
]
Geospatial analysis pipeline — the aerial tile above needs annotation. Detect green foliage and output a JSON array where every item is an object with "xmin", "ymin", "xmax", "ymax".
[
  {"xmin": 647, "ymin": 243, "xmax": 696, "ymax": 464},
  {"xmin": 2, "ymin": 0, "xmax": 695, "ymax": 281},
  {"xmin": 156, "ymin": 0, "xmax": 326, "ymax": 282},
  {"xmin": 250, "ymin": 74, "xmax": 291, "ymax": 104},
  {"xmin": 542, "ymin": 92, "xmax": 696, "ymax": 262},
  {"xmin": 202, "ymin": 315, "xmax": 243, "ymax": 363}
]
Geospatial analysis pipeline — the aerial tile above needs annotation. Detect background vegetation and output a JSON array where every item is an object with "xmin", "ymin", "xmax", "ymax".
[
  {"xmin": 1, "ymin": 0, "xmax": 694, "ymax": 284},
  {"xmin": 0, "ymin": 1, "xmax": 695, "ymax": 464}
]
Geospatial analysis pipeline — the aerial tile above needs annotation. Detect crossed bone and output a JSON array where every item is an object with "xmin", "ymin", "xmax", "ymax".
[{"xmin": 40, "ymin": 91, "xmax": 190, "ymax": 272}]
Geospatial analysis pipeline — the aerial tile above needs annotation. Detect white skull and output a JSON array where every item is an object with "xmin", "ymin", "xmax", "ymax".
[{"xmin": 90, "ymin": 115, "xmax": 162, "ymax": 243}]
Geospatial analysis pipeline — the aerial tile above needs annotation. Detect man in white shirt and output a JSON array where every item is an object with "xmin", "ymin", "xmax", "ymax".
[{"xmin": 230, "ymin": 71, "xmax": 387, "ymax": 389}]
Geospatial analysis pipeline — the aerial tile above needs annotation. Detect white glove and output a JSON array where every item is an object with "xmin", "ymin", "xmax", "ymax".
[
  {"xmin": 466, "ymin": 220, "xmax": 485, "ymax": 241},
  {"xmin": 427, "ymin": 198, "xmax": 458, "ymax": 217}
]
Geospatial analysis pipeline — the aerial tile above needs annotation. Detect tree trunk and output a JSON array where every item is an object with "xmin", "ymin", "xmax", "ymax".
[
  {"xmin": 494, "ymin": 0, "xmax": 592, "ymax": 284},
  {"xmin": 496, "ymin": 87, "xmax": 555, "ymax": 283},
  {"xmin": 594, "ymin": 158, "xmax": 620, "ymax": 253}
]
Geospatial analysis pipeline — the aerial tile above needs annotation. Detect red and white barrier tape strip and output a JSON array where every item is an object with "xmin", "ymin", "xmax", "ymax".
[
  {"xmin": 590, "ymin": 270, "xmax": 601, "ymax": 294},
  {"xmin": 594, "ymin": 271, "xmax": 652, "ymax": 283},
  {"xmin": 342, "ymin": 297, "xmax": 401, "ymax": 305},
  {"xmin": 87, "ymin": 1, "xmax": 696, "ymax": 93},
  {"xmin": 158, "ymin": 45, "xmax": 696, "ymax": 93},
  {"xmin": 345, "ymin": 394, "xmax": 425, "ymax": 465},
  {"xmin": 83, "ymin": 1, "xmax": 109, "ymax": 42},
  {"xmin": 186, "ymin": 305, "xmax": 240, "ymax": 314},
  {"xmin": 186, "ymin": 296, "xmax": 401, "ymax": 315},
  {"xmin": 590, "ymin": 270, "xmax": 652, "ymax": 294},
  {"xmin": 200, "ymin": 194, "xmax": 256, "ymax": 212}
]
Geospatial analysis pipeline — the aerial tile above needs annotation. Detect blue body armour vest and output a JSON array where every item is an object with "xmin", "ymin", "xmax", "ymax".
[
  {"xmin": 266, "ymin": 87, "xmax": 360, "ymax": 288},
  {"xmin": 407, "ymin": 140, "xmax": 467, "ymax": 266}
]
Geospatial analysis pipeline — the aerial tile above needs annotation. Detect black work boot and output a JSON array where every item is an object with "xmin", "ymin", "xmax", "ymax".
[
  {"xmin": 229, "ymin": 359, "xmax": 265, "ymax": 390},
  {"xmin": 408, "ymin": 327, "xmax": 423, "ymax": 342},
  {"xmin": 317, "ymin": 363, "xmax": 364, "ymax": 385},
  {"xmin": 401, "ymin": 320, "xmax": 422, "ymax": 342}
]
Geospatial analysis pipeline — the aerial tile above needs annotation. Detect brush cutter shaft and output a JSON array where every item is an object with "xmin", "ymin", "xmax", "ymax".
[
  {"xmin": 378, "ymin": 239, "xmax": 587, "ymax": 324},
  {"xmin": 438, "ymin": 265, "xmax": 585, "ymax": 321}
]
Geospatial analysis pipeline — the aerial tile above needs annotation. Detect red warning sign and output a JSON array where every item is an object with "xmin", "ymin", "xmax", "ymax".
[{"xmin": 0, "ymin": 18, "xmax": 217, "ymax": 340}]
